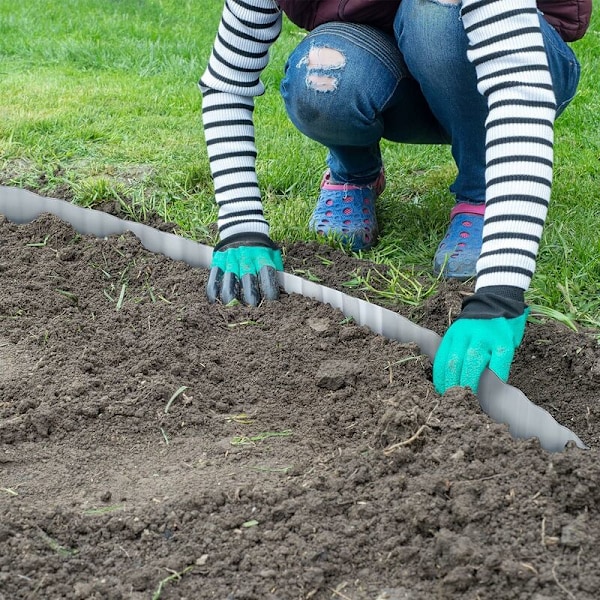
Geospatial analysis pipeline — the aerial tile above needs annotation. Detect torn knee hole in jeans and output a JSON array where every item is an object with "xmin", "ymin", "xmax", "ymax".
[{"xmin": 299, "ymin": 46, "xmax": 346, "ymax": 92}]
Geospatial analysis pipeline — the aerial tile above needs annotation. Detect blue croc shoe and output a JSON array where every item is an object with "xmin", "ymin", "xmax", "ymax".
[
  {"xmin": 309, "ymin": 169, "xmax": 385, "ymax": 252},
  {"xmin": 434, "ymin": 202, "xmax": 485, "ymax": 279}
]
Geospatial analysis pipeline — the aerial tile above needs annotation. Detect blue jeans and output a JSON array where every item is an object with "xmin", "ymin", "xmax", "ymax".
[{"xmin": 280, "ymin": 0, "xmax": 580, "ymax": 203}]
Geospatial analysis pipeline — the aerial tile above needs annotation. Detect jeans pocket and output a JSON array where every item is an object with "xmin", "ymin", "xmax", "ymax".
[{"xmin": 541, "ymin": 16, "xmax": 581, "ymax": 115}]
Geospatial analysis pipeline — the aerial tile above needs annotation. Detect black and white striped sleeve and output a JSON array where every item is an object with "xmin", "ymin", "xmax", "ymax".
[
  {"xmin": 461, "ymin": 0, "xmax": 557, "ymax": 292},
  {"xmin": 199, "ymin": 0, "xmax": 282, "ymax": 241}
]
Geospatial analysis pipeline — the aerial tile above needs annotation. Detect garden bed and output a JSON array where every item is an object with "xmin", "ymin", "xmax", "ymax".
[{"xmin": 1, "ymin": 213, "xmax": 599, "ymax": 599}]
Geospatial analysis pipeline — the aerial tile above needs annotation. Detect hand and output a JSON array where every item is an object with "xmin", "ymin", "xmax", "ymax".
[
  {"xmin": 207, "ymin": 233, "xmax": 283, "ymax": 306},
  {"xmin": 433, "ymin": 287, "xmax": 528, "ymax": 394}
]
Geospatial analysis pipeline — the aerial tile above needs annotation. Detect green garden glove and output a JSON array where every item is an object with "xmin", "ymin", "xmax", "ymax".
[
  {"xmin": 207, "ymin": 233, "xmax": 283, "ymax": 306},
  {"xmin": 433, "ymin": 286, "xmax": 529, "ymax": 394}
]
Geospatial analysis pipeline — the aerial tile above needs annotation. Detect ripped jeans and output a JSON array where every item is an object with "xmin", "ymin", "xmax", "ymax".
[{"xmin": 279, "ymin": 0, "xmax": 581, "ymax": 202}]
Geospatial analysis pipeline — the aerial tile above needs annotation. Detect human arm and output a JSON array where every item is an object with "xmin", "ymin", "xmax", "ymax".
[
  {"xmin": 434, "ymin": 0, "xmax": 556, "ymax": 393},
  {"xmin": 200, "ymin": 0, "xmax": 283, "ymax": 304}
]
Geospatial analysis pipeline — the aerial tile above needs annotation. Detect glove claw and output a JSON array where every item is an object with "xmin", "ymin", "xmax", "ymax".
[
  {"xmin": 220, "ymin": 272, "xmax": 240, "ymax": 305},
  {"xmin": 241, "ymin": 273, "xmax": 261, "ymax": 307},
  {"xmin": 206, "ymin": 267, "xmax": 223, "ymax": 304},
  {"xmin": 258, "ymin": 266, "xmax": 280, "ymax": 302}
]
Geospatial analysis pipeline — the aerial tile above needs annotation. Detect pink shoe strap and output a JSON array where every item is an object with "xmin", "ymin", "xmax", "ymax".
[
  {"xmin": 450, "ymin": 202, "xmax": 485, "ymax": 219},
  {"xmin": 321, "ymin": 179, "xmax": 363, "ymax": 192},
  {"xmin": 320, "ymin": 169, "xmax": 384, "ymax": 192}
]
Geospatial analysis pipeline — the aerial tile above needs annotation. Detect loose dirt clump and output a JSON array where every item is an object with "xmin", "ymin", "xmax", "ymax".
[{"xmin": 1, "ymin": 214, "xmax": 599, "ymax": 600}]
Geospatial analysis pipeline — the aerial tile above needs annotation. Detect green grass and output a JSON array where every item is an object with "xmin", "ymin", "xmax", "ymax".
[{"xmin": 1, "ymin": 1, "xmax": 599, "ymax": 327}]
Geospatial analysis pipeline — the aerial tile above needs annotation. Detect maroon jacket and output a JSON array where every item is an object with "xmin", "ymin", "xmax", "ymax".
[
  {"xmin": 538, "ymin": 0, "xmax": 592, "ymax": 42},
  {"xmin": 278, "ymin": 0, "xmax": 399, "ymax": 34},
  {"xmin": 277, "ymin": 0, "xmax": 592, "ymax": 42}
]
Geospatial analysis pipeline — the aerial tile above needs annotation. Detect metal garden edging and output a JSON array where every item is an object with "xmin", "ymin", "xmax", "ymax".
[{"xmin": 0, "ymin": 186, "xmax": 587, "ymax": 453}]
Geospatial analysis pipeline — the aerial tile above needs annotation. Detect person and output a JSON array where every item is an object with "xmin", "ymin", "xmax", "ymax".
[{"xmin": 199, "ymin": 0, "xmax": 586, "ymax": 395}]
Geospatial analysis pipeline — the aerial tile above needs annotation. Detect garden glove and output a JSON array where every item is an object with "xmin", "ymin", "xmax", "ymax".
[
  {"xmin": 207, "ymin": 232, "xmax": 283, "ymax": 306},
  {"xmin": 433, "ymin": 286, "xmax": 529, "ymax": 394}
]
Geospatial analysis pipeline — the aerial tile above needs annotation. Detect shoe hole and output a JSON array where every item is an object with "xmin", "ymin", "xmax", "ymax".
[
  {"xmin": 343, "ymin": 208, "xmax": 352, "ymax": 215},
  {"xmin": 459, "ymin": 232, "xmax": 469, "ymax": 238},
  {"xmin": 462, "ymin": 220, "xmax": 472, "ymax": 227},
  {"xmin": 326, "ymin": 199, "xmax": 333, "ymax": 206},
  {"xmin": 325, "ymin": 211, "xmax": 333, "ymax": 217},
  {"xmin": 457, "ymin": 242, "xmax": 466, "ymax": 247},
  {"xmin": 343, "ymin": 219, "xmax": 351, "ymax": 225}
]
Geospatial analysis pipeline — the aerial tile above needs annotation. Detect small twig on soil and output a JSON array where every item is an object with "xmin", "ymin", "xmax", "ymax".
[
  {"xmin": 585, "ymin": 406, "xmax": 591, "ymax": 432},
  {"xmin": 541, "ymin": 517, "xmax": 559, "ymax": 547},
  {"xmin": 384, "ymin": 355, "xmax": 425, "ymax": 384},
  {"xmin": 520, "ymin": 562, "xmax": 538, "ymax": 575},
  {"xmin": 329, "ymin": 583, "xmax": 354, "ymax": 600},
  {"xmin": 227, "ymin": 319, "xmax": 262, "ymax": 328},
  {"xmin": 26, "ymin": 574, "xmax": 47, "ymax": 600},
  {"xmin": 231, "ymin": 430, "xmax": 292, "ymax": 446},
  {"xmin": 152, "ymin": 565, "xmax": 194, "ymax": 600},
  {"xmin": 541, "ymin": 516, "xmax": 546, "ymax": 546},
  {"xmin": 383, "ymin": 402, "xmax": 439, "ymax": 455},
  {"xmin": 250, "ymin": 465, "xmax": 292, "ymax": 473},
  {"xmin": 552, "ymin": 559, "xmax": 576, "ymax": 600},
  {"xmin": 384, "ymin": 423, "xmax": 428, "ymax": 453},
  {"xmin": 455, "ymin": 473, "xmax": 511, "ymax": 484}
]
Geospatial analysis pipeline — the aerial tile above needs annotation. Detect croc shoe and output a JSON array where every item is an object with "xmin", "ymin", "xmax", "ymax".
[
  {"xmin": 433, "ymin": 202, "xmax": 485, "ymax": 279},
  {"xmin": 309, "ymin": 169, "xmax": 385, "ymax": 252}
]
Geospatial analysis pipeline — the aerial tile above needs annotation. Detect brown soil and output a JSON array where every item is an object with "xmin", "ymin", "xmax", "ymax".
[{"xmin": 1, "ymin": 212, "xmax": 600, "ymax": 600}]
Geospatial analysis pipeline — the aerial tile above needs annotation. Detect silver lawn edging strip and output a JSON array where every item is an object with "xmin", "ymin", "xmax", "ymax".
[{"xmin": 0, "ymin": 186, "xmax": 587, "ymax": 453}]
